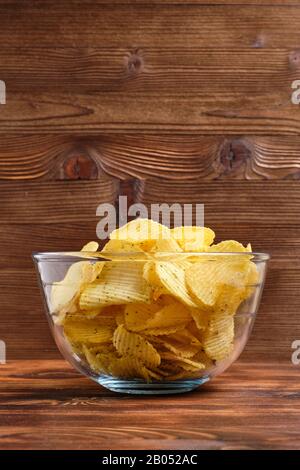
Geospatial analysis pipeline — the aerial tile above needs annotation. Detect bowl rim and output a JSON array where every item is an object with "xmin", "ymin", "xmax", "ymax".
[{"xmin": 32, "ymin": 251, "xmax": 270, "ymax": 262}]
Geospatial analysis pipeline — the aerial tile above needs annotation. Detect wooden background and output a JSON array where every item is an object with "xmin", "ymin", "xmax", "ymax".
[{"xmin": 0, "ymin": 0, "xmax": 300, "ymax": 450}]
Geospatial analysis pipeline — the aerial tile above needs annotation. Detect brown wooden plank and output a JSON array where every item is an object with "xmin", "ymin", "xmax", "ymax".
[
  {"xmin": 1, "ymin": 91, "xmax": 299, "ymax": 135},
  {"xmin": 0, "ymin": 360, "xmax": 299, "ymax": 449},
  {"xmin": 0, "ymin": 180, "xmax": 119, "ymax": 223},
  {"xmin": 1, "ymin": 48, "xmax": 298, "ymax": 94},
  {"xmin": 1, "ymin": 135, "xmax": 300, "ymax": 181},
  {"xmin": 135, "ymin": 180, "xmax": 300, "ymax": 227},
  {"xmin": 91, "ymin": 135, "xmax": 300, "ymax": 180},
  {"xmin": 1, "ymin": 4, "xmax": 300, "ymax": 49},
  {"xmin": 0, "ymin": 5, "xmax": 300, "ymax": 133}
]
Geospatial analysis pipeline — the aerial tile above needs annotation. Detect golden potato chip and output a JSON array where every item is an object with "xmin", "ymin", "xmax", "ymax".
[
  {"xmin": 156, "ymin": 333, "xmax": 201, "ymax": 358},
  {"xmin": 116, "ymin": 311, "xmax": 126, "ymax": 326},
  {"xmin": 110, "ymin": 218, "xmax": 171, "ymax": 242},
  {"xmin": 192, "ymin": 350, "xmax": 214, "ymax": 369},
  {"xmin": 186, "ymin": 258, "xmax": 251, "ymax": 309},
  {"xmin": 64, "ymin": 317, "xmax": 113, "ymax": 344},
  {"xmin": 142, "ymin": 302, "xmax": 191, "ymax": 331},
  {"xmin": 144, "ymin": 326, "xmax": 185, "ymax": 336},
  {"xmin": 102, "ymin": 239, "xmax": 143, "ymax": 253},
  {"xmin": 189, "ymin": 308, "xmax": 209, "ymax": 331},
  {"xmin": 209, "ymin": 240, "xmax": 250, "ymax": 253},
  {"xmin": 124, "ymin": 302, "xmax": 161, "ymax": 332},
  {"xmin": 160, "ymin": 351, "xmax": 205, "ymax": 372},
  {"xmin": 51, "ymin": 261, "xmax": 103, "ymax": 319},
  {"xmin": 83, "ymin": 346, "xmax": 114, "ymax": 374},
  {"xmin": 203, "ymin": 315, "xmax": 234, "ymax": 361},
  {"xmin": 150, "ymin": 237, "xmax": 183, "ymax": 253},
  {"xmin": 113, "ymin": 325, "xmax": 161, "ymax": 368},
  {"xmin": 108, "ymin": 355, "xmax": 151, "ymax": 381},
  {"xmin": 81, "ymin": 241, "xmax": 99, "ymax": 252},
  {"xmin": 80, "ymin": 262, "xmax": 151, "ymax": 309},
  {"xmin": 171, "ymin": 226, "xmax": 215, "ymax": 251},
  {"xmin": 155, "ymin": 261, "xmax": 198, "ymax": 307}
]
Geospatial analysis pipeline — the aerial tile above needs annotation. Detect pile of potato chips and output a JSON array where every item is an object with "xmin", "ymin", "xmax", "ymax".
[{"xmin": 51, "ymin": 219, "xmax": 258, "ymax": 382}]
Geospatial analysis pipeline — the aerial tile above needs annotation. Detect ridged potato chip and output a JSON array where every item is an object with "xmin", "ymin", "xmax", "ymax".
[
  {"xmin": 110, "ymin": 218, "xmax": 171, "ymax": 242},
  {"xmin": 51, "ymin": 240, "xmax": 102, "ymax": 321},
  {"xmin": 108, "ymin": 355, "xmax": 151, "ymax": 381},
  {"xmin": 80, "ymin": 262, "xmax": 151, "ymax": 309},
  {"xmin": 64, "ymin": 317, "xmax": 113, "ymax": 344},
  {"xmin": 209, "ymin": 240, "xmax": 250, "ymax": 253},
  {"xmin": 171, "ymin": 226, "xmax": 215, "ymax": 251},
  {"xmin": 203, "ymin": 315, "xmax": 234, "ymax": 361},
  {"xmin": 124, "ymin": 302, "xmax": 161, "ymax": 332},
  {"xmin": 142, "ymin": 302, "xmax": 191, "ymax": 331},
  {"xmin": 186, "ymin": 258, "xmax": 252, "ymax": 309},
  {"xmin": 81, "ymin": 241, "xmax": 99, "ymax": 252},
  {"xmin": 113, "ymin": 324, "xmax": 161, "ymax": 368},
  {"xmin": 102, "ymin": 239, "xmax": 143, "ymax": 254},
  {"xmin": 155, "ymin": 261, "xmax": 198, "ymax": 307},
  {"xmin": 156, "ymin": 333, "xmax": 201, "ymax": 358}
]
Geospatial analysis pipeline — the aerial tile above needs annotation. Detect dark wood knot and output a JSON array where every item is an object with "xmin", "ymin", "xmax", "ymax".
[
  {"xmin": 289, "ymin": 50, "xmax": 300, "ymax": 69},
  {"xmin": 126, "ymin": 50, "xmax": 144, "ymax": 74},
  {"xmin": 62, "ymin": 154, "xmax": 98, "ymax": 180},
  {"xmin": 220, "ymin": 140, "xmax": 251, "ymax": 174}
]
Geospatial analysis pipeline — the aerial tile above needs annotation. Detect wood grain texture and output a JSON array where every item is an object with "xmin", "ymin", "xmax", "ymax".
[
  {"xmin": 2, "ymin": 135, "xmax": 300, "ymax": 181},
  {"xmin": 0, "ymin": 360, "xmax": 299, "ymax": 450},
  {"xmin": 0, "ymin": 179, "xmax": 119, "ymax": 223},
  {"xmin": 1, "ymin": 4, "xmax": 300, "ymax": 49},
  {"xmin": 0, "ymin": 4, "xmax": 300, "ymax": 133}
]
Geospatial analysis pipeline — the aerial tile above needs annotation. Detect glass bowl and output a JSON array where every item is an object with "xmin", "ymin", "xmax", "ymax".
[{"xmin": 32, "ymin": 251, "xmax": 269, "ymax": 395}]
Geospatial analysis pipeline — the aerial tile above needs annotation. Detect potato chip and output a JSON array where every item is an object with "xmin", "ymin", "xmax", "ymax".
[
  {"xmin": 203, "ymin": 315, "xmax": 234, "ymax": 361},
  {"xmin": 142, "ymin": 302, "xmax": 191, "ymax": 331},
  {"xmin": 108, "ymin": 355, "xmax": 151, "ymax": 381},
  {"xmin": 51, "ymin": 260, "xmax": 103, "ymax": 319},
  {"xmin": 80, "ymin": 262, "xmax": 151, "ymax": 309},
  {"xmin": 150, "ymin": 237, "xmax": 182, "ymax": 253},
  {"xmin": 156, "ymin": 334, "xmax": 200, "ymax": 358},
  {"xmin": 171, "ymin": 226, "xmax": 215, "ymax": 251},
  {"xmin": 209, "ymin": 240, "xmax": 250, "ymax": 253},
  {"xmin": 189, "ymin": 308, "xmax": 209, "ymax": 331},
  {"xmin": 192, "ymin": 350, "xmax": 214, "ymax": 369},
  {"xmin": 64, "ymin": 317, "xmax": 113, "ymax": 344},
  {"xmin": 124, "ymin": 302, "xmax": 161, "ymax": 332},
  {"xmin": 83, "ymin": 346, "xmax": 114, "ymax": 374},
  {"xmin": 81, "ymin": 241, "xmax": 99, "ymax": 252},
  {"xmin": 186, "ymin": 258, "xmax": 251, "ymax": 309},
  {"xmin": 110, "ymin": 218, "xmax": 171, "ymax": 242},
  {"xmin": 155, "ymin": 261, "xmax": 198, "ymax": 307},
  {"xmin": 102, "ymin": 239, "xmax": 143, "ymax": 253},
  {"xmin": 160, "ymin": 351, "xmax": 205, "ymax": 372},
  {"xmin": 113, "ymin": 324, "xmax": 161, "ymax": 368}
]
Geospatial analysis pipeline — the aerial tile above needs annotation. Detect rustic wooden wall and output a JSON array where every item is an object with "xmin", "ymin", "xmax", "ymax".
[{"xmin": 0, "ymin": 1, "xmax": 299, "ymax": 362}]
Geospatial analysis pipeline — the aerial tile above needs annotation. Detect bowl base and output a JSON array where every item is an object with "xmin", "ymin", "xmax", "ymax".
[{"xmin": 97, "ymin": 376, "xmax": 210, "ymax": 395}]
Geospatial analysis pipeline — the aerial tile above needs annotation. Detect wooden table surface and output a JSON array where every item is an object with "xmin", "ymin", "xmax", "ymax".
[{"xmin": 0, "ymin": 359, "xmax": 299, "ymax": 450}]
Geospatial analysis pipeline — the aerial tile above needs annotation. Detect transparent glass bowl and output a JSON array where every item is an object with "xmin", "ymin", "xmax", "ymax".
[{"xmin": 33, "ymin": 251, "xmax": 269, "ymax": 395}]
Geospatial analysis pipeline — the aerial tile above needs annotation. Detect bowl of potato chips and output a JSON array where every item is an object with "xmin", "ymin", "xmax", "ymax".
[{"xmin": 33, "ymin": 219, "xmax": 269, "ymax": 394}]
